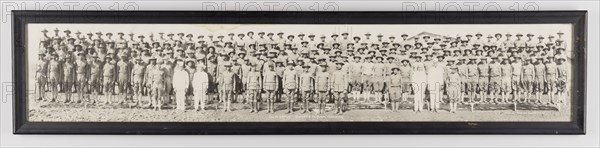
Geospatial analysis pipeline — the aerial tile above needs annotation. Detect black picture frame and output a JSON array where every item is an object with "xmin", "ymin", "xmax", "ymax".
[{"xmin": 12, "ymin": 11, "xmax": 587, "ymax": 134}]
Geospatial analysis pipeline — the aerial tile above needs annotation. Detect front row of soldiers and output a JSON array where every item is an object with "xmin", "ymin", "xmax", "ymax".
[{"xmin": 36, "ymin": 50, "xmax": 569, "ymax": 114}]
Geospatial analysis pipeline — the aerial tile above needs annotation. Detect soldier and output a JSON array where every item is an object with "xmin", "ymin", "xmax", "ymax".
[
  {"xmin": 283, "ymin": 61, "xmax": 299, "ymax": 113},
  {"xmin": 361, "ymin": 56, "xmax": 375, "ymax": 103},
  {"xmin": 88, "ymin": 55, "xmax": 103, "ymax": 104},
  {"xmin": 48, "ymin": 54, "xmax": 61, "ymax": 102},
  {"xmin": 387, "ymin": 67, "xmax": 402, "ymax": 112},
  {"xmin": 75, "ymin": 52, "xmax": 88, "ymax": 103},
  {"xmin": 545, "ymin": 57, "xmax": 558, "ymax": 104},
  {"xmin": 151, "ymin": 59, "xmax": 167, "ymax": 110},
  {"xmin": 556, "ymin": 58, "xmax": 568, "ymax": 110},
  {"xmin": 332, "ymin": 62, "xmax": 348, "ymax": 114},
  {"xmin": 489, "ymin": 57, "xmax": 502, "ymax": 103},
  {"xmin": 63, "ymin": 56, "xmax": 76, "ymax": 103},
  {"xmin": 427, "ymin": 56, "xmax": 445, "ymax": 112},
  {"xmin": 189, "ymin": 59, "xmax": 208, "ymax": 110},
  {"xmin": 36, "ymin": 53, "xmax": 49, "ymax": 101},
  {"xmin": 446, "ymin": 65, "xmax": 461, "ymax": 113},
  {"xmin": 103, "ymin": 56, "xmax": 117, "ymax": 104},
  {"xmin": 399, "ymin": 59, "xmax": 412, "ymax": 103},
  {"xmin": 299, "ymin": 65, "xmax": 314, "ymax": 113},
  {"xmin": 117, "ymin": 55, "xmax": 131, "ymax": 104},
  {"xmin": 131, "ymin": 58, "xmax": 146, "ymax": 106},
  {"xmin": 500, "ymin": 58, "xmax": 513, "ymax": 103},
  {"xmin": 456, "ymin": 59, "xmax": 468, "ymax": 103},
  {"xmin": 522, "ymin": 58, "xmax": 535, "ymax": 103},
  {"xmin": 411, "ymin": 55, "xmax": 427, "ymax": 112},
  {"xmin": 510, "ymin": 57, "xmax": 523, "ymax": 103},
  {"xmin": 173, "ymin": 59, "xmax": 190, "ymax": 110},
  {"xmin": 263, "ymin": 64, "xmax": 279, "ymax": 113},
  {"xmin": 315, "ymin": 64, "xmax": 330, "ymax": 114},
  {"xmin": 349, "ymin": 56, "xmax": 363, "ymax": 103},
  {"xmin": 219, "ymin": 62, "xmax": 236, "ymax": 112},
  {"xmin": 246, "ymin": 64, "xmax": 262, "ymax": 113},
  {"xmin": 533, "ymin": 58, "xmax": 546, "ymax": 104},
  {"xmin": 477, "ymin": 58, "xmax": 490, "ymax": 103},
  {"xmin": 466, "ymin": 58, "xmax": 479, "ymax": 103},
  {"xmin": 161, "ymin": 59, "xmax": 174, "ymax": 104}
]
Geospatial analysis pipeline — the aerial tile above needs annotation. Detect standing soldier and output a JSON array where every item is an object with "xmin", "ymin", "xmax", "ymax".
[
  {"xmin": 446, "ymin": 64, "xmax": 461, "ymax": 113},
  {"xmin": 556, "ymin": 58, "xmax": 568, "ymax": 110},
  {"xmin": 151, "ymin": 59, "xmax": 167, "ymax": 111},
  {"xmin": 545, "ymin": 57, "xmax": 558, "ymax": 104},
  {"xmin": 332, "ymin": 62, "xmax": 349, "ymax": 114},
  {"xmin": 132, "ymin": 58, "xmax": 146, "ymax": 106},
  {"xmin": 387, "ymin": 67, "xmax": 403, "ymax": 112},
  {"xmin": 315, "ymin": 64, "xmax": 330, "ymax": 114},
  {"xmin": 361, "ymin": 56, "xmax": 375, "ymax": 103},
  {"xmin": 299, "ymin": 65, "xmax": 314, "ymax": 113},
  {"xmin": 36, "ymin": 53, "xmax": 49, "ymax": 101},
  {"xmin": 456, "ymin": 58, "xmax": 468, "ymax": 103},
  {"xmin": 89, "ymin": 55, "xmax": 103, "ymax": 104},
  {"xmin": 489, "ymin": 57, "xmax": 502, "ymax": 103},
  {"xmin": 427, "ymin": 56, "xmax": 444, "ymax": 112},
  {"xmin": 219, "ymin": 62, "xmax": 236, "ymax": 112},
  {"xmin": 48, "ymin": 54, "xmax": 61, "ymax": 102},
  {"xmin": 500, "ymin": 58, "xmax": 513, "ymax": 103},
  {"xmin": 192, "ymin": 60, "xmax": 210, "ymax": 111},
  {"xmin": 477, "ymin": 58, "xmax": 490, "ymax": 103},
  {"xmin": 522, "ymin": 58, "xmax": 535, "ymax": 103},
  {"xmin": 399, "ymin": 59, "xmax": 412, "ymax": 103},
  {"xmin": 173, "ymin": 59, "xmax": 190, "ymax": 110},
  {"xmin": 372, "ymin": 56, "xmax": 386, "ymax": 105},
  {"xmin": 283, "ymin": 61, "xmax": 299, "ymax": 113},
  {"xmin": 103, "ymin": 56, "xmax": 117, "ymax": 104},
  {"xmin": 75, "ymin": 52, "xmax": 89, "ymax": 104},
  {"xmin": 117, "ymin": 55, "xmax": 131, "ymax": 104},
  {"xmin": 466, "ymin": 58, "xmax": 479, "ymax": 103},
  {"xmin": 246, "ymin": 64, "xmax": 262, "ymax": 113},
  {"xmin": 63, "ymin": 56, "xmax": 76, "ymax": 103},
  {"xmin": 511, "ymin": 57, "xmax": 523, "ymax": 102},
  {"xmin": 348, "ymin": 56, "xmax": 362, "ymax": 103},
  {"xmin": 533, "ymin": 58, "xmax": 546, "ymax": 104},
  {"xmin": 263, "ymin": 64, "xmax": 279, "ymax": 113},
  {"xmin": 412, "ymin": 55, "xmax": 427, "ymax": 112}
]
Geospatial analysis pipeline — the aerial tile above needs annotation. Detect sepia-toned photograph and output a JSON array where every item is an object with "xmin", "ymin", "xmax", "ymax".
[{"xmin": 26, "ymin": 23, "xmax": 574, "ymax": 122}]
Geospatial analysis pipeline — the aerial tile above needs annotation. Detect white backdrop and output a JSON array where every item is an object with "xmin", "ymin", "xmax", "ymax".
[{"xmin": 1, "ymin": 0, "xmax": 598, "ymax": 147}]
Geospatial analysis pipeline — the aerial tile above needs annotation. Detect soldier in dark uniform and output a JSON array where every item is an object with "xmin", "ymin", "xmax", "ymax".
[
  {"xmin": 299, "ymin": 65, "xmax": 314, "ymax": 113},
  {"xmin": 316, "ymin": 64, "xmax": 330, "ymax": 114}
]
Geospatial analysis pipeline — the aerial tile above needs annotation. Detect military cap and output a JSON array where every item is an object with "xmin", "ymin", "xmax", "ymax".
[
  {"xmin": 106, "ymin": 32, "xmax": 113, "ymax": 36},
  {"xmin": 331, "ymin": 34, "xmax": 339, "ymax": 37},
  {"xmin": 557, "ymin": 31, "xmax": 564, "ymax": 35},
  {"xmin": 386, "ymin": 57, "xmax": 395, "ymax": 60},
  {"xmin": 401, "ymin": 59, "xmax": 410, "ymax": 63},
  {"xmin": 365, "ymin": 32, "xmax": 372, "ymax": 36},
  {"xmin": 308, "ymin": 34, "xmax": 315, "ymax": 37},
  {"xmin": 95, "ymin": 31, "xmax": 103, "ymax": 35},
  {"xmin": 422, "ymin": 35, "xmax": 430, "ymax": 39},
  {"xmin": 401, "ymin": 33, "xmax": 409, "ymax": 37},
  {"xmin": 41, "ymin": 29, "xmax": 48, "ymax": 33},
  {"xmin": 487, "ymin": 35, "xmax": 494, "ymax": 38},
  {"xmin": 63, "ymin": 29, "xmax": 71, "ymax": 33},
  {"xmin": 475, "ymin": 32, "xmax": 483, "ymax": 36},
  {"xmin": 516, "ymin": 33, "xmax": 523, "ymax": 36},
  {"xmin": 414, "ymin": 42, "xmax": 422, "ymax": 46},
  {"xmin": 277, "ymin": 32, "xmax": 284, "ymax": 35},
  {"xmin": 341, "ymin": 32, "xmax": 349, "ymax": 36},
  {"xmin": 527, "ymin": 33, "xmax": 534, "ymax": 36},
  {"xmin": 353, "ymin": 36, "xmax": 361, "ymax": 40}
]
